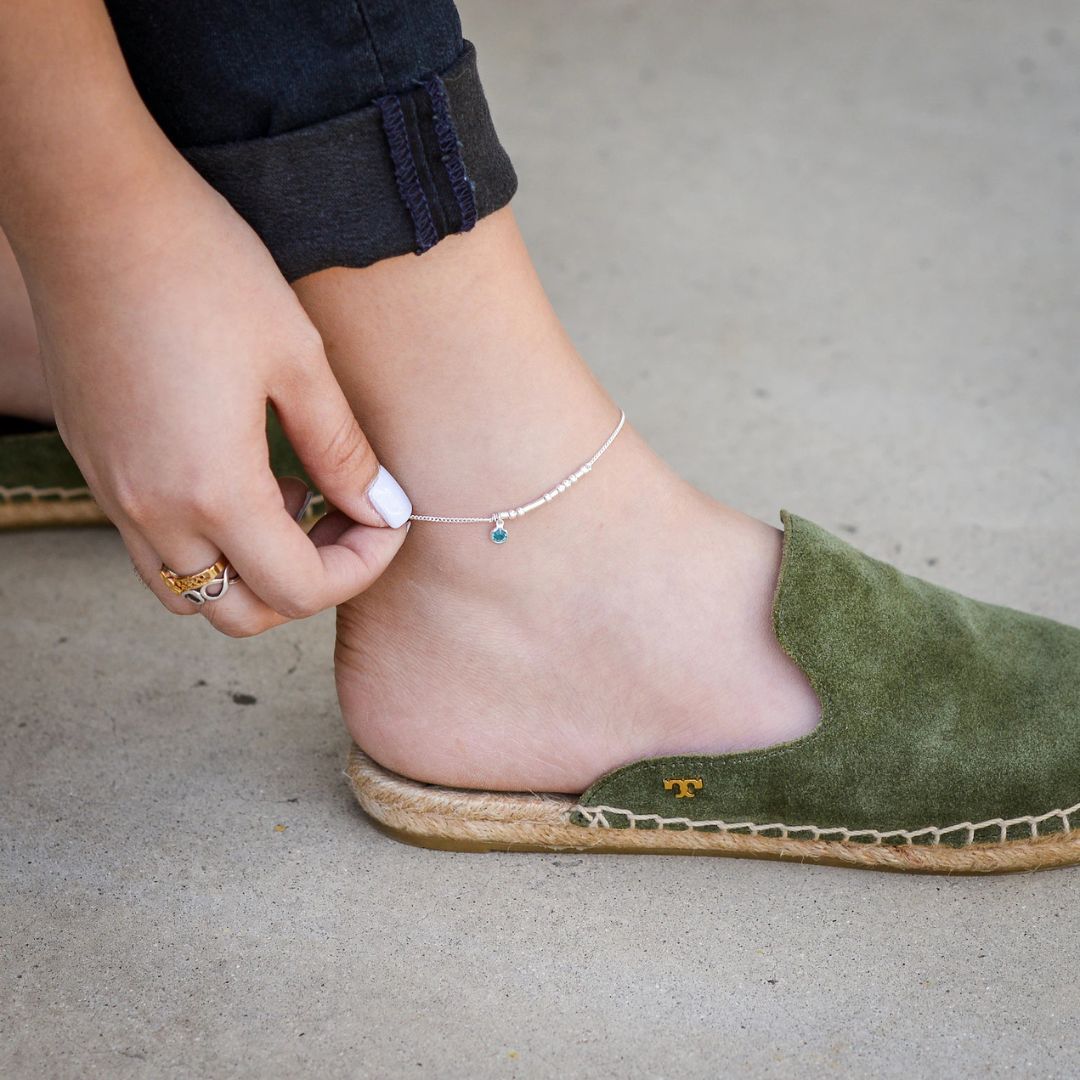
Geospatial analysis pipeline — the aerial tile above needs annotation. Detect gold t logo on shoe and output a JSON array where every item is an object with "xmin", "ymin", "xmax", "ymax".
[{"xmin": 663, "ymin": 778, "xmax": 704, "ymax": 799}]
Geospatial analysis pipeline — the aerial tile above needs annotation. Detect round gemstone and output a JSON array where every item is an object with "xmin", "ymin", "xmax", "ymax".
[{"xmin": 490, "ymin": 525, "xmax": 509, "ymax": 544}]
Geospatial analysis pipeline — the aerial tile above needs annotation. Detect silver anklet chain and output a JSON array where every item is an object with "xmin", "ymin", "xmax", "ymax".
[{"xmin": 408, "ymin": 410, "xmax": 627, "ymax": 544}]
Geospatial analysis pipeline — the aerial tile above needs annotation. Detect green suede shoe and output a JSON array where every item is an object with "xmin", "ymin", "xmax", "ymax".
[
  {"xmin": 346, "ymin": 512, "xmax": 1080, "ymax": 874},
  {"xmin": 0, "ymin": 411, "xmax": 320, "ymax": 530}
]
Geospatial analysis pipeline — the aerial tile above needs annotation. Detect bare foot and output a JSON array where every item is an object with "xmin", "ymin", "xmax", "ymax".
[
  {"xmin": 335, "ymin": 427, "xmax": 820, "ymax": 794},
  {"xmin": 296, "ymin": 209, "xmax": 820, "ymax": 795},
  {"xmin": 0, "ymin": 226, "xmax": 52, "ymax": 423}
]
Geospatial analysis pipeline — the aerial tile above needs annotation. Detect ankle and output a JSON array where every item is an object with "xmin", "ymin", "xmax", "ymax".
[
  {"xmin": 334, "ymin": 443, "xmax": 799, "ymax": 792},
  {"xmin": 396, "ymin": 425, "xmax": 683, "ymax": 599},
  {"xmin": 294, "ymin": 210, "xmax": 624, "ymax": 524},
  {"xmin": 300, "ymin": 209, "xmax": 822, "ymax": 791}
]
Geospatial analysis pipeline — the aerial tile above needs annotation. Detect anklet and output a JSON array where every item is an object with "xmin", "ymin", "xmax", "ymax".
[{"xmin": 409, "ymin": 410, "xmax": 626, "ymax": 544}]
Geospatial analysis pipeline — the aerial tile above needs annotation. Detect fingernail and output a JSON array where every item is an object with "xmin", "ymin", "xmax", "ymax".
[{"xmin": 366, "ymin": 465, "xmax": 412, "ymax": 528}]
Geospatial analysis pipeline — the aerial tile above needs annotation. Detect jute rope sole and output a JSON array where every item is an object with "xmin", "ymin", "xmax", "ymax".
[
  {"xmin": 345, "ymin": 746, "xmax": 1080, "ymax": 874},
  {"xmin": 0, "ymin": 489, "xmax": 108, "ymax": 530}
]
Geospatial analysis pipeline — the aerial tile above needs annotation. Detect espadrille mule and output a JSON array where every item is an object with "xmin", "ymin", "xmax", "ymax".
[
  {"xmin": 0, "ymin": 418, "xmax": 106, "ymax": 528},
  {"xmin": 346, "ymin": 511, "xmax": 1080, "ymax": 874},
  {"xmin": 0, "ymin": 412, "xmax": 316, "ymax": 530}
]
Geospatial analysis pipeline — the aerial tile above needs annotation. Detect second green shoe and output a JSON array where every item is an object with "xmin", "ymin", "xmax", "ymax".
[{"xmin": 0, "ymin": 410, "xmax": 319, "ymax": 530}]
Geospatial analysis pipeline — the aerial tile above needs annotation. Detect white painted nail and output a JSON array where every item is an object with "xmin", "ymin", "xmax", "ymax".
[{"xmin": 366, "ymin": 465, "xmax": 412, "ymax": 528}]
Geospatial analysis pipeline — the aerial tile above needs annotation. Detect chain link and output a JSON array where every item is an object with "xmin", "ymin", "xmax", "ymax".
[{"xmin": 409, "ymin": 410, "xmax": 626, "ymax": 530}]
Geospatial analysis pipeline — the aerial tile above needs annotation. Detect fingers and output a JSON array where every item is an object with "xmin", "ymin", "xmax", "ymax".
[
  {"xmin": 204, "ymin": 520, "xmax": 408, "ymax": 637},
  {"xmin": 121, "ymin": 477, "xmax": 316, "ymax": 635},
  {"xmin": 197, "ymin": 477, "xmax": 317, "ymax": 638},
  {"xmin": 118, "ymin": 520, "xmax": 205, "ymax": 617},
  {"xmin": 131, "ymin": 470, "xmax": 407, "ymax": 636},
  {"xmin": 114, "ymin": 380, "xmax": 411, "ymax": 636},
  {"xmin": 209, "ymin": 483, "xmax": 409, "ymax": 624},
  {"xmin": 271, "ymin": 357, "xmax": 412, "ymax": 529}
]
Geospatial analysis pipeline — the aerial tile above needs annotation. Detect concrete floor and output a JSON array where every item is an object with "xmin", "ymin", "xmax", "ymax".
[{"xmin": 4, "ymin": 2, "xmax": 1080, "ymax": 1077}]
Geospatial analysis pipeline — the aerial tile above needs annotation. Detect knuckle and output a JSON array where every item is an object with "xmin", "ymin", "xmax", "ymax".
[
  {"xmin": 112, "ymin": 472, "xmax": 238, "ymax": 529},
  {"xmin": 205, "ymin": 608, "xmax": 264, "ymax": 639},
  {"xmin": 275, "ymin": 595, "xmax": 319, "ymax": 622},
  {"xmin": 275, "ymin": 325, "xmax": 327, "ymax": 381},
  {"xmin": 113, "ymin": 480, "xmax": 159, "ymax": 527},
  {"xmin": 185, "ymin": 490, "xmax": 232, "ymax": 527},
  {"xmin": 322, "ymin": 415, "xmax": 374, "ymax": 479},
  {"xmin": 292, "ymin": 324, "xmax": 327, "ymax": 363}
]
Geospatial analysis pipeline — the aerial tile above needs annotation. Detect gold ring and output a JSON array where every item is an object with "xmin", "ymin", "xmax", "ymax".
[{"xmin": 159, "ymin": 559, "xmax": 229, "ymax": 596}]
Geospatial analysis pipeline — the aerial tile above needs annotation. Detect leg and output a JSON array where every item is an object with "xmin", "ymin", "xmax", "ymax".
[
  {"xmin": 0, "ymin": 225, "xmax": 51, "ymax": 422},
  {"xmin": 105, "ymin": 0, "xmax": 515, "ymax": 282},
  {"xmin": 294, "ymin": 208, "xmax": 821, "ymax": 794},
  {"xmin": 6, "ymin": 1, "xmax": 817, "ymax": 792}
]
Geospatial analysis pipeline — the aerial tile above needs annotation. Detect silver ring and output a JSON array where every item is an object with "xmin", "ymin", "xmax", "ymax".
[{"xmin": 181, "ymin": 566, "xmax": 240, "ymax": 605}]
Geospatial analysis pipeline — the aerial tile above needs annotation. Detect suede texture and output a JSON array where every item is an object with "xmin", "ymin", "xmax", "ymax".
[
  {"xmin": 0, "ymin": 410, "xmax": 309, "ymax": 500},
  {"xmin": 574, "ymin": 512, "xmax": 1080, "ymax": 846}
]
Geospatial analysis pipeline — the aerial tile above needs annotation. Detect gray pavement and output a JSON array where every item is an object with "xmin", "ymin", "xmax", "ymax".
[{"xmin": 4, "ymin": 2, "xmax": 1080, "ymax": 1077}]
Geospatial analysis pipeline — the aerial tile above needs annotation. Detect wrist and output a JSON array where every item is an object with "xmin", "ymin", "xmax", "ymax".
[
  {"xmin": 0, "ymin": 0, "xmax": 189, "ymax": 264},
  {"xmin": 3, "ymin": 131, "xmax": 184, "ymax": 261},
  {"xmin": 4, "ymin": 145, "xmax": 219, "ymax": 300}
]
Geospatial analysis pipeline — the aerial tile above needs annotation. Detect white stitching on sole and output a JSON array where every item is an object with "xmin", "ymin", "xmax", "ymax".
[{"xmin": 570, "ymin": 800, "xmax": 1080, "ymax": 846}]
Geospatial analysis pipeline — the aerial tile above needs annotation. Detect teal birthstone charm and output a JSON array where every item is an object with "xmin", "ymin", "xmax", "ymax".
[{"xmin": 490, "ymin": 522, "xmax": 509, "ymax": 544}]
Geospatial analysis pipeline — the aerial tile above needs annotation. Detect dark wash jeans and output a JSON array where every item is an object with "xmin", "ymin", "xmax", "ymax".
[{"xmin": 104, "ymin": 0, "xmax": 517, "ymax": 280}]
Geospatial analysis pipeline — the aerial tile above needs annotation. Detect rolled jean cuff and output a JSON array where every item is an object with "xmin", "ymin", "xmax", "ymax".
[{"xmin": 181, "ymin": 40, "xmax": 516, "ymax": 281}]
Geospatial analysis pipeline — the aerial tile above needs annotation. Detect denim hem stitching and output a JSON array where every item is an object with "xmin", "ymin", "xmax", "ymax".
[
  {"xmin": 422, "ymin": 73, "xmax": 478, "ymax": 232},
  {"xmin": 376, "ymin": 94, "xmax": 438, "ymax": 254}
]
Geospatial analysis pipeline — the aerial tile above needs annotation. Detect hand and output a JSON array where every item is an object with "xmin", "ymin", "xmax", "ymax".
[{"xmin": 20, "ymin": 164, "xmax": 411, "ymax": 635}]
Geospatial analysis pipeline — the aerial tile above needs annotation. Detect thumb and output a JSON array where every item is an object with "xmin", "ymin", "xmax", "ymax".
[
  {"xmin": 272, "ymin": 363, "xmax": 412, "ymax": 529},
  {"xmin": 307, "ymin": 507, "xmax": 411, "ymax": 584}
]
